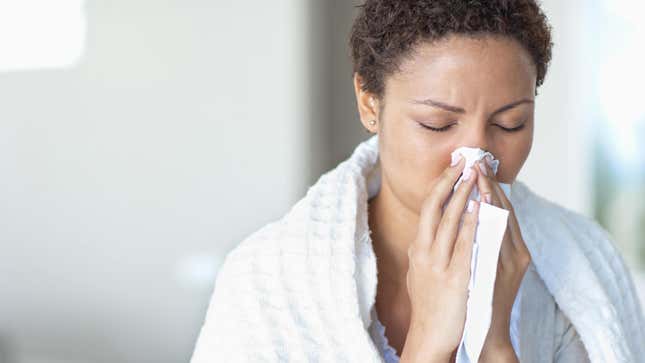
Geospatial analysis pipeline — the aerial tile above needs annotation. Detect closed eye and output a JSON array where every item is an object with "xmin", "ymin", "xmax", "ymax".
[
  {"xmin": 418, "ymin": 123, "xmax": 453, "ymax": 132},
  {"xmin": 418, "ymin": 122, "xmax": 526, "ymax": 133},
  {"xmin": 496, "ymin": 123, "xmax": 526, "ymax": 132}
]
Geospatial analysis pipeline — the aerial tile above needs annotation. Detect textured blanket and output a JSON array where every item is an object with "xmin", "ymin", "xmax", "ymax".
[{"xmin": 191, "ymin": 134, "xmax": 645, "ymax": 362}]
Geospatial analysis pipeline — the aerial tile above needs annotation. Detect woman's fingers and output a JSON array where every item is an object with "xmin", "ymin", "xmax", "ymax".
[
  {"xmin": 489, "ymin": 179, "xmax": 530, "ymax": 255},
  {"xmin": 475, "ymin": 161, "xmax": 516, "ymax": 263},
  {"xmin": 477, "ymin": 162, "xmax": 531, "ymax": 266},
  {"xmin": 450, "ymin": 199, "xmax": 480, "ymax": 270},
  {"xmin": 475, "ymin": 160, "xmax": 496, "ymax": 206},
  {"xmin": 407, "ymin": 159, "xmax": 484, "ymax": 358},
  {"xmin": 415, "ymin": 156, "xmax": 466, "ymax": 250},
  {"xmin": 431, "ymin": 166, "xmax": 478, "ymax": 267}
]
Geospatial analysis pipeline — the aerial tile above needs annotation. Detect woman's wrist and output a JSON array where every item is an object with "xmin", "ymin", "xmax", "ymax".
[
  {"xmin": 478, "ymin": 341, "xmax": 518, "ymax": 363},
  {"xmin": 399, "ymin": 325, "xmax": 452, "ymax": 363}
]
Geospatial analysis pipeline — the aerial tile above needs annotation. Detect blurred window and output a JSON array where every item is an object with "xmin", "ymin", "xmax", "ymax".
[{"xmin": 0, "ymin": 0, "xmax": 85, "ymax": 72}]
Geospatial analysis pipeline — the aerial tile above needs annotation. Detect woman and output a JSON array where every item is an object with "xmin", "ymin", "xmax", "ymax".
[{"xmin": 190, "ymin": 1, "xmax": 645, "ymax": 362}]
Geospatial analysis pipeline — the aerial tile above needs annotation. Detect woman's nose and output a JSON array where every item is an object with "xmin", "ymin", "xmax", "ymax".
[{"xmin": 458, "ymin": 122, "xmax": 490, "ymax": 153}]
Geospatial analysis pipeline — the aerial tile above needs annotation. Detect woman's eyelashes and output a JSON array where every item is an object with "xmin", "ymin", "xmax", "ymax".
[
  {"xmin": 497, "ymin": 123, "xmax": 526, "ymax": 132},
  {"xmin": 417, "ymin": 122, "xmax": 526, "ymax": 133},
  {"xmin": 418, "ymin": 122, "xmax": 453, "ymax": 132}
]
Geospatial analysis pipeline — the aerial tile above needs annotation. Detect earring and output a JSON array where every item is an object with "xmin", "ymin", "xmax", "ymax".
[{"xmin": 364, "ymin": 119, "xmax": 377, "ymax": 133}]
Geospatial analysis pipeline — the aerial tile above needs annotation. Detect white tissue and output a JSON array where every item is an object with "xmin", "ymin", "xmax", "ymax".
[{"xmin": 448, "ymin": 146, "xmax": 513, "ymax": 363}]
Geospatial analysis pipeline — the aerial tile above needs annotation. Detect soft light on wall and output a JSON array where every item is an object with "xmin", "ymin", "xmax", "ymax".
[
  {"xmin": 0, "ymin": 0, "xmax": 86, "ymax": 72},
  {"xmin": 591, "ymin": 0, "xmax": 645, "ymax": 300},
  {"xmin": 597, "ymin": 0, "xmax": 645, "ymax": 168}
]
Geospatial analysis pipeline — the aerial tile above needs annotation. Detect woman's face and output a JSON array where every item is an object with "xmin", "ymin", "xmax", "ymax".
[{"xmin": 355, "ymin": 34, "xmax": 536, "ymax": 213}]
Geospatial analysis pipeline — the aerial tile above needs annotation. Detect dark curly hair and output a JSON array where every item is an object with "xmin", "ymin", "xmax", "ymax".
[{"xmin": 349, "ymin": 0, "xmax": 553, "ymax": 99}]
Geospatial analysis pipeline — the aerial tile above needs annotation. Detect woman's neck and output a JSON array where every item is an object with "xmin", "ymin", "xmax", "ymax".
[{"xmin": 368, "ymin": 179, "xmax": 421, "ymax": 289}]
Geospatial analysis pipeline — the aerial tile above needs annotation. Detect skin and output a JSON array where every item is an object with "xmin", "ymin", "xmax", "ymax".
[{"xmin": 353, "ymin": 34, "xmax": 535, "ymax": 362}]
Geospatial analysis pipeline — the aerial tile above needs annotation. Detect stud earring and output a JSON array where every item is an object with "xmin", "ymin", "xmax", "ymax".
[{"xmin": 368, "ymin": 119, "xmax": 376, "ymax": 126}]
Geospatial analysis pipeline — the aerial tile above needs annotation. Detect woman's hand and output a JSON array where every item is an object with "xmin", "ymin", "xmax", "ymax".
[
  {"xmin": 400, "ymin": 155, "xmax": 481, "ymax": 363},
  {"xmin": 474, "ymin": 160, "xmax": 532, "ymax": 362}
]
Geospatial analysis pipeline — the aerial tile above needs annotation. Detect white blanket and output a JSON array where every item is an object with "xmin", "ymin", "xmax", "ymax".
[{"xmin": 191, "ymin": 134, "xmax": 645, "ymax": 362}]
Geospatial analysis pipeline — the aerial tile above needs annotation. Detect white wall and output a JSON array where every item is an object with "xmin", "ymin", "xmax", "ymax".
[
  {"xmin": 0, "ymin": 1, "xmax": 310, "ymax": 362},
  {"xmin": 516, "ymin": 0, "xmax": 593, "ymax": 216}
]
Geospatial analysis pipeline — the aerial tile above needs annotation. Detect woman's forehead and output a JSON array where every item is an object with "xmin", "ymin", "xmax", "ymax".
[{"xmin": 387, "ymin": 36, "xmax": 537, "ymax": 101}]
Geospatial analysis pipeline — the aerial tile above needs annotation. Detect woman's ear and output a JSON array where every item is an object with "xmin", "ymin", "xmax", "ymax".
[{"xmin": 353, "ymin": 73, "xmax": 380, "ymax": 133}]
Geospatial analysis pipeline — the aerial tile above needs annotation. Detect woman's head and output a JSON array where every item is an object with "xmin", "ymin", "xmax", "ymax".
[{"xmin": 349, "ymin": 0, "xmax": 553, "ymax": 213}]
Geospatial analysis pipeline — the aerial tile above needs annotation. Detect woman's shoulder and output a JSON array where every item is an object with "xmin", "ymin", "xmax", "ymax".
[
  {"xmin": 223, "ymin": 219, "xmax": 285, "ymax": 262},
  {"xmin": 512, "ymin": 179, "xmax": 635, "ymax": 302},
  {"xmin": 552, "ymin": 302, "xmax": 591, "ymax": 362},
  {"xmin": 209, "ymin": 189, "xmax": 321, "ymax": 278},
  {"xmin": 511, "ymin": 180, "xmax": 623, "ymax": 259},
  {"xmin": 511, "ymin": 180, "xmax": 598, "ymax": 226},
  {"xmin": 522, "ymin": 264, "xmax": 590, "ymax": 361},
  {"xmin": 512, "ymin": 180, "xmax": 645, "ymax": 360}
]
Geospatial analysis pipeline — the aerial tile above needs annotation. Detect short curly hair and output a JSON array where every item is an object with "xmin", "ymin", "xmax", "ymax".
[{"xmin": 349, "ymin": 0, "xmax": 553, "ymax": 99}]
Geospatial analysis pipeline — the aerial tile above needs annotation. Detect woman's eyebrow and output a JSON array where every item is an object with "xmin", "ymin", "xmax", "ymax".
[{"xmin": 410, "ymin": 98, "xmax": 534, "ymax": 116}]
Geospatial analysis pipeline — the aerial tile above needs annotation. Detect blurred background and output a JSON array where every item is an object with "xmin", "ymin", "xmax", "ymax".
[{"xmin": 0, "ymin": 0, "xmax": 643, "ymax": 362}]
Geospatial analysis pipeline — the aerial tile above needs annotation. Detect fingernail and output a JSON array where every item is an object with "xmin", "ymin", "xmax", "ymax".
[
  {"xmin": 451, "ymin": 155, "xmax": 463, "ymax": 167},
  {"xmin": 462, "ymin": 171, "xmax": 470, "ymax": 181},
  {"xmin": 478, "ymin": 161, "xmax": 488, "ymax": 176},
  {"xmin": 484, "ymin": 193, "xmax": 491, "ymax": 204},
  {"xmin": 467, "ymin": 200, "xmax": 475, "ymax": 213}
]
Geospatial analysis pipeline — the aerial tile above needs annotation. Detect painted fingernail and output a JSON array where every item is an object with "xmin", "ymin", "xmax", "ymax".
[
  {"xmin": 467, "ymin": 200, "xmax": 475, "ymax": 213},
  {"xmin": 462, "ymin": 168, "xmax": 473, "ymax": 181},
  {"xmin": 484, "ymin": 193, "xmax": 492, "ymax": 204},
  {"xmin": 451, "ymin": 155, "xmax": 463, "ymax": 167},
  {"xmin": 478, "ymin": 161, "xmax": 488, "ymax": 176}
]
